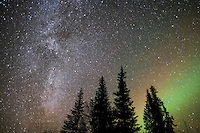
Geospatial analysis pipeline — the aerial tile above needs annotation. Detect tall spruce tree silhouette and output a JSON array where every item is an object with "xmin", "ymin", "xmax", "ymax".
[
  {"xmin": 61, "ymin": 88, "xmax": 87, "ymax": 133},
  {"xmin": 90, "ymin": 76, "xmax": 113, "ymax": 133},
  {"xmin": 143, "ymin": 86, "xmax": 176, "ymax": 133},
  {"xmin": 113, "ymin": 66, "xmax": 141, "ymax": 133}
]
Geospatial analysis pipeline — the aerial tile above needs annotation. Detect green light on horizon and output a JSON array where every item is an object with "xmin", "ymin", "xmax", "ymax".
[{"xmin": 137, "ymin": 63, "xmax": 200, "ymax": 132}]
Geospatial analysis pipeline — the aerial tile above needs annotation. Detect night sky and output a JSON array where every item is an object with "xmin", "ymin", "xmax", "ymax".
[{"xmin": 0, "ymin": 0, "xmax": 199, "ymax": 132}]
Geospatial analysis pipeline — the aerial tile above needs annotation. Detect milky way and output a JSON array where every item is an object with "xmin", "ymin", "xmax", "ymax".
[{"xmin": 0, "ymin": 0, "xmax": 199, "ymax": 132}]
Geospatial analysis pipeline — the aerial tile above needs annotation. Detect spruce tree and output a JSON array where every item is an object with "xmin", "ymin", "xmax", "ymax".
[
  {"xmin": 90, "ymin": 76, "xmax": 113, "ymax": 133},
  {"xmin": 113, "ymin": 66, "xmax": 141, "ymax": 133},
  {"xmin": 61, "ymin": 88, "xmax": 87, "ymax": 133},
  {"xmin": 143, "ymin": 86, "xmax": 176, "ymax": 133},
  {"xmin": 143, "ymin": 89, "xmax": 153, "ymax": 132}
]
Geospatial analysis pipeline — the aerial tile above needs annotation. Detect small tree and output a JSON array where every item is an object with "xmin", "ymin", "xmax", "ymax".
[
  {"xmin": 143, "ymin": 86, "xmax": 176, "ymax": 133},
  {"xmin": 114, "ymin": 66, "xmax": 141, "ymax": 133},
  {"xmin": 90, "ymin": 76, "xmax": 113, "ymax": 133},
  {"xmin": 61, "ymin": 88, "xmax": 87, "ymax": 133}
]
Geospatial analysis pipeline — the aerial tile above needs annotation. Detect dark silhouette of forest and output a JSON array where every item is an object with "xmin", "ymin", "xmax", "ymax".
[{"xmin": 61, "ymin": 66, "xmax": 176, "ymax": 133}]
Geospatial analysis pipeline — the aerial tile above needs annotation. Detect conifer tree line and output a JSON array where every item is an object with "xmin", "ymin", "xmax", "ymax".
[{"xmin": 61, "ymin": 66, "xmax": 176, "ymax": 133}]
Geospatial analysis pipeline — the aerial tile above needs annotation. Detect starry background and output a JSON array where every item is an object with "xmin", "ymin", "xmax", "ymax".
[{"xmin": 0, "ymin": 0, "xmax": 199, "ymax": 132}]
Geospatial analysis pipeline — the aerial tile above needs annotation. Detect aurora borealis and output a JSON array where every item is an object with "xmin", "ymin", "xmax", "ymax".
[{"xmin": 0, "ymin": 0, "xmax": 199, "ymax": 132}]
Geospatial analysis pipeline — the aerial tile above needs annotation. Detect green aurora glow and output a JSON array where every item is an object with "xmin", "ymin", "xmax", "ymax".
[{"xmin": 137, "ymin": 56, "xmax": 200, "ymax": 132}]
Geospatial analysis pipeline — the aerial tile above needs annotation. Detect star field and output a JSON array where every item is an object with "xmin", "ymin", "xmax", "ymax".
[{"xmin": 0, "ymin": 0, "xmax": 199, "ymax": 132}]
